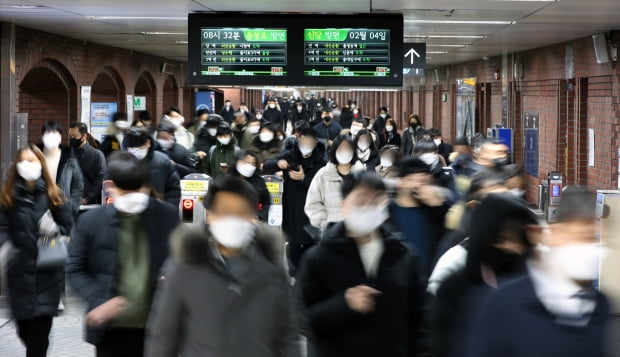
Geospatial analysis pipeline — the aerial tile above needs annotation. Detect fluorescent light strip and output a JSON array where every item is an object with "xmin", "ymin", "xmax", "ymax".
[
  {"xmin": 404, "ymin": 35, "xmax": 486, "ymax": 39},
  {"xmin": 89, "ymin": 16, "xmax": 187, "ymax": 20},
  {"xmin": 144, "ymin": 32, "xmax": 187, "ymax": 35},
  {"xmin": 405, "ymin": 20, "xmax": 514, "ymax": 25},
  {"xmin": 427, "ymin": 51, "xmax": 448, "ymax": 54},
  {"xmin": 427, "ymin": 44, "xmax": 468, "ymax": 48}
]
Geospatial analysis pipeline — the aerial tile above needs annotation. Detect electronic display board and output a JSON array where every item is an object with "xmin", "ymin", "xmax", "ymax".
[
  {"xmin": 188, "ymin": 13, "xmax": 403, "ymax": 86},
  {"xmin": 200, "ymin": 28, "xmax": 287, "ymax": 77},
  {"xmin": 304, "ymin": 28, "xmax": 391, "ymax": 78}
]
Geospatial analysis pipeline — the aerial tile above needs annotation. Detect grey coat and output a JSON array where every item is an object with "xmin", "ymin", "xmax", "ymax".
[{"xmin": 145, "ymin": 224, "xmax": 301, "ymax": 357}]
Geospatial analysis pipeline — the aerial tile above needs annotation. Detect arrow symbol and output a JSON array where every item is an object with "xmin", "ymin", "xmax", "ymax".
[{"xmin": 404, "ymin": 48, "xmax": 420, "ymax": 65}]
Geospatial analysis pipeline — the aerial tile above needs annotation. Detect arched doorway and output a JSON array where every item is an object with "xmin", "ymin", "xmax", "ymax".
[
  {"xmin": 91, "ymin": 67, "xmax": 125, "ymax": 112},
  {"xmin": 135, "ymin": 71, "xmax": 157, "ymax": 125},
  {"xmin": 19, "ymin": 60, "xmax": 77, "ymax": 143},
  {"xmin": 163, "ymin": 75, "xmax": 179, "ymax": 113}
]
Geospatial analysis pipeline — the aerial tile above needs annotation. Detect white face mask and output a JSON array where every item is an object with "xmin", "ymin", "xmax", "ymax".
[
  {"xmin": 357, "ymin": 141, "xmax": 370, "ymax": 151},
  {"xmin": 344, "ymin": 205, "xmax": 388, "ymax": 237},
  {"xmin": 236, "ymin": 162, "xmax": 257, "ymax": 178},
  {"xmin": 115, "ymin": 120, "xmax": 129, "ymax": 130},
  {"xmin": 353, "ymin": 109, "xmax": 359, "ymax": 115},
  {"xmin": 539, "ymin": 243, "xmax": 602, "ymax": 281},
  {"xmin": 42, "ymin": 132, "xmax": 61, "ymax": 150},
  {"xmin": 207, "ymin": 128, "xmax": 218, "ymax": 137},
  {"xmin": 157, "ymin": 138, "xmax": 174, "ymax": 150},
  {"xmin": 225, "ymin": 103, "xmax": 231, "ymax": 108},
  {"xmin": 128, "ymin": 147, "xmax": 148, "ymax": 160},
  {"xmin": 259, "ymin": 132, "xmax": 274, "ymax": 143},
  {"xmin": 350, "ymin": 126, "xmax": 361, "ymax": 137},
  {"xmin": 113, "ymin": 192, "xmax": 150, "ymax": 215},
  {"xmin": 336, "ymin": 150, "xmax": 354, "ymax": 165},
  {"xmin": 278, "ymin": 135, "xmax": 284, "ymax": 141},
  {"xmin": 209, "ymin": 216, "xmax": 255, "ymax": 249},
  {"xmin": 248, "ymin": 126, "xmax": 261, "ymax": 135},
  {"xmin": 269, "ymin": 104, "xmax": 276, "ymax": 109},
  {"xmin": 433, "ymin": 138, "xmax": 442, "ymax": 146},
  {"xmin": 16, "ymin": 161, "xmax": 42, "ymax": 181},
  {"xmin": 299, "ymin": 145, "xmax": 314, "ymax": 156},
  {"xmin": 218, "ymin": 137, "xmax": 231, "ymax": 146},
  {"xmin": 166, "ymin": 115, "xmax": 184, "ymax": 128},
  {"xmin": 380, "ymin": 157, "xmax": 392, "ymax": 168},
  {"xmin": 419, "ymin": 153, "xmax": 439, "ymax": 167},
  {"xmin": 380, "ymin": 113, "xmax": 387, "ymax": 119},
  {"xmin": 385, "ymin": 125, "xmax": 394, "ymax": 132},
  {"xmin": 297, "ymin": 106, "xmax": 303, "ymax": 112},
  {"xmin": 255, "ymin": 114, "xmax": 263, "ymax": 120},
  {"xmin": 509, "ymin": 188, "xmax": 527, "ymax": 198}
]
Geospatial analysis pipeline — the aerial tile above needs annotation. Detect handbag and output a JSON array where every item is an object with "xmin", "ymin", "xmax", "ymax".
[{"xmin": 36, "ymin": 209, "xmax": 69, "ymax": 270}]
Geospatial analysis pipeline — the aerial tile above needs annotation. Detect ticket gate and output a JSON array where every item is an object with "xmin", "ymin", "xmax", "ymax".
[
  {"xmin": 180, "ymin": 173, "xmax": 211, "ymax": 224},
  {"xmin": 263, "ymin": 175, "xmax": 284, "ymax": 227}
]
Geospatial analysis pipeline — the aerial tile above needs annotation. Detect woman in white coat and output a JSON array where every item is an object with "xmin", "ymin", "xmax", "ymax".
[{"xmin": 305, "ymin": 135, "xmax": 365, "ymax": 230}]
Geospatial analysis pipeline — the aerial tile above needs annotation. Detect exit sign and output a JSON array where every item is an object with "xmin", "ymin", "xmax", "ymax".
[{"xmin": 133, "ymin": 96, "xmax": 146, "ymax": 110}]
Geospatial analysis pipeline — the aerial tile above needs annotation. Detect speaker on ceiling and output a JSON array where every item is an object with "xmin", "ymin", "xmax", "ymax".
[{"xmin": 592, "ymin": 33, "xmax": 610, "ymax": 64}]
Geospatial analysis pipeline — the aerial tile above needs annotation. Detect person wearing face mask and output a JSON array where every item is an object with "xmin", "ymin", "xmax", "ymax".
[
  {"xmin": 379, "ymin": 118, "xmax": 401, "ymax": 149},
  {"xmin": 502, "ymin": 164, "xmax": 528, "ymax": 199},
  {"xmin": 101, "ymin": 112, "xmax": 130, "ymax": 157},
  {"xmin": 193, "ymin": 114, "xmax": 222, "ymax": 160},
  {"xmin": 313, "ymin": 108, "xmax": 343, "ymax": 150},
  {"xmin": 292, "ymin": 100, "xmax": 310, "ymax": 126},
  {"xmin": 430, "ymin": 194, "xmax": 538, "ymax": 357},
  {"xmin": 145, "ymin": 176, "xmax": 300, "ymax": 357},
  {"xmin": 155, "ymin": 122, "xmax": 199, "ymax": 178},
  {"xmin": 162, "ymin": 107, "xmax": 195, "ymax": 150},
  {"xmin": 124, "ymin": 127, "xmax": 180, "ymax": 206},
  {"xmin": 354, "ymin": 129, "xmax": 380, "ymax": 172},
  {"xmin": 228, "ymin": 150, "xmax": 270, "ymax": 222},
  {"xmin": 264, "ymin": 128, "xmax": 327, "ymax": 269},
  {"xmin": 69, "ymin": 122, "xmax": 106, "ymax": 205},
  {"xmin": 373, "ymin": 106, "xmax": 390, "ymax": 136},
  {"xmin": 401, "ymin": 114, "xmax": 426, "ymax": 156},
  {"xmin": 0, "ymin": 145, "xmax": 73, "ymax": 357},
  {"xmin": 231, "ymin": 112, "xmax": 256, "ymax": 150},
  {"xmin": 467, "ymin": 187, "xmax": 610, "ymax": 357},
  {"xmin": 67, "ymin": 152, "xmax": 179, "ymax": 356},
  {"xmin": 187, "ymin": 109, "xmax": 210, "ymax": 136},
  {"xmin": 376, "ymin": 145, "xmax": 401, "ymax": 180},
  {"xmin": 254, "ymin": 109, "xmax": 264, "ymax": 122},
  {"xmin": 201, "ymin": 122, "xmax": 239, "ymax": 179},
  {"xmin": 338, "ymin": 100, "xmax": 357, "ymax": 129},
  {"xmin": 427, "ymin": 128, "xmax": 453, "ymax": 165},
  {"xmin": 263, "ymin": 98, "xmax": 284, "ymax": 129},
  {"xmin": 248, "ymin": 123, "xmax": 283, "ymax": 166},
  {"xmin": 280, "ymin": 120, "xmax": 311, "ymax": 154},
  {"xmin": 297, "ymin": 171, "xmax": 426, "ymax": 357},
  {"xmin": 218, "ymin": 99, "xmax": 235, "ymax": 124},
  {"xmin": 39, "ymin": 121, "xmax": 84, "ymax": 217},
  {"xmin": 414, "ymin": 137, "xmax": 455, "ymax": 197},
  {"xmin": 348, "ymin": 117, "xmax": 366, "ymax": 141},
  {"xmin": 305, "ymin": 136, "xmax": 364, "ymax": 230}
]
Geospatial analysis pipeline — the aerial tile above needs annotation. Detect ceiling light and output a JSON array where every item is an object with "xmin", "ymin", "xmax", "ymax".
[
  {"xmin": 88, "ymin": 16, "xmax": 187, "ymax": 20},
  {"xmin": 143, "ymin": 32, "xmax": 187, "ymax": 35},
  {"xmin": 175, "ymin": 40, "xmax": 188, "ymax": 44},
  {"xmin": 8, "ymin": 5, "xmax": 47, "ymax": 8},
  {"xmin": 427, "ymin": 51, "xmax": 449, "ymax": 54},
  {"xmin": 427, "ymin": 44, "xmax": 469, "ymax": 48},
  {"xmin": 405, "ymin": 20, "xmax": 514, "ymax": 25},
  {"xmin": 404, "ymin": 35, "xmax": 486, "ymax": 39}
]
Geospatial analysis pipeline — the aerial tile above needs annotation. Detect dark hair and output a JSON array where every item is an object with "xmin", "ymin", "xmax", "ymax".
[
  {"xmin": 409, "ymin": 114, "xmax": 422, "ymax": 126},
  {"xmin": 131, "ymin": 118, "xmax": 145, "ymax": 127},
  {"xmin": 427, "ymin": 128, "xmax": 442, "ymax": 137},
  {"xmin": 229, "ymin": 150, "xmax": 260, "ymax": 177},
  {"xmin": 158, "ymin": 121, "xmax": 177, "ymax": 135},
  {"xmin": 167, "ymin": 106, "xmax": 181, "ymax": 116},
  {"xmin": 558, "ymin": 186, "xmax": 596, "ymax": 223},
  {"xmin": 352, "ymin": 118, "xmax": 365, "ymax": 126},
  {"xmin": 203, "ymin": 175, "xmax": 259, "ymax": 213},
  {"xmin": 321, "ymin": 107, "xmax": 332, "ymax": 114},
  {"xmin": 466, "ymin": 171, "xmax": 508, "ymax": 202},
  {"xmin": 196, "ymin": 109, "xmax": 209, "ymax": 117},
  {"xmin": 260, "ymin": 122, "xmax": 278, "ymax": 133},
  {"xmin": 398, "ymin": 157, "xmax": 430, "ymax": 177},
  {"xmin": 69, "ymin": 122, "xmax": 88, "ymax": 135},
  {"xmin": 124, "ymin": 126, "xmax": 151, "ymax": 148},
  {"xmin": 224, "ymin": 99, "xmax": 231, "ymax": 103},
  {"xmin": 329, "ymin": 135, "xmax": 358, "ymax": 165},
  {"xmin": 206, "ymin": 116, "xmax": 222, "ymax": 127},
  {"xmin": 341, "ymin": 171, "xmax": 386, "ymax": 198},
  {"xmin": 298, "ymin": 127, "xmax": 318, "ymax": 140},
  {"xmin": 355, "ymin": 129, "xmax": 377, "ymax": 150},
  {"xmin": 112, "ymin": 112, "xmax": 128, "ymax": 122},
  {"xmin": 106, "ymin": 151, "xmax": 150, "ymax": 191},
  {"xmin": 385, "ymin": 118, "xmax": 398, "ymax": 129},
  {"xmin": 293, "ymin": 120, "xmax": 310, "ymax": 134},
  {"xmin": 41, "ymin": 121, "xmax": 63, "ymax": 135},
  {"xmin": 217, "ymin": 122, "xmax": 232, "ymax": 136},
  {"xmin": 138, "ymin": 110, "xmax": 152, "ymax": 121},
  {"xmin": 0, "ymin": 144, "xmax": 65, "ymax": 209},
  {"xmin": 379, "ymin": 106, "xmax": 388, "ymax": 112},
  {"xmin": 413, "ymin": 137, "xmax": 438, "ymax": 155}
]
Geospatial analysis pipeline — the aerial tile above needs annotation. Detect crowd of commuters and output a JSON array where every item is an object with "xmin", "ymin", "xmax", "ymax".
[{"xmin": 0, "ymin": 95, "xmax": 611, "ymax": 357}]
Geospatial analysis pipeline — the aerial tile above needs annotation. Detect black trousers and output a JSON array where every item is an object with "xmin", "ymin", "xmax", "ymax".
[
  {"xmin": 16, "ymin": 316, "xmax": 53, "ymax": 357},
  {"xmin": 96, "ymin": 328, "xmax": 145, "ymax": 357}
]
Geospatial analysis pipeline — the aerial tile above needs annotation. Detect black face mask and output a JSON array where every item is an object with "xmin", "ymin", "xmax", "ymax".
[
  {"xmin": 69, "ymin": 137, "xmax": 83, "ymax": 148},
  {"xmin": 410, "ymin": 122, "xmax": 418, "ymax": 129},
  {"xmin": 323, "ymin": 116, "xmax": 332, "ymax": 123},
  {"xmin": 492, "ymin": 157, "xmax": 510, "ymax": 168},
  {"xmin": 487, "ymin": 248, "xmax": 525, "ymax": 275}
]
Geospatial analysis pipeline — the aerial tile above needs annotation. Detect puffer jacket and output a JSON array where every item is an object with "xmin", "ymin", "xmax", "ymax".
[
  {"xmin": 304, "ymin": 161, "xmax": 365, "ymax": 230},
  {"xmin": 145, "ymin": 224, "xmax": 300, "ymax": 357},
  {"xmin": 67, "ymin": 198, "xmax": 179, "ymax": 344},
  {"xmin": 0, "ymin": 179, "xmax": 73, "ymax": 319}
]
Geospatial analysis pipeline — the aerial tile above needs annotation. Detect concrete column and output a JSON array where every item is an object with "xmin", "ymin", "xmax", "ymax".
[{"xmin": 0, "ymin": 22, "xmax": 16, "ymax": 177}]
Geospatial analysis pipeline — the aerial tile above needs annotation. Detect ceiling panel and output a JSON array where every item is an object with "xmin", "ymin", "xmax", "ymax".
[
  {"xmin": 197, "ymin": 0, "xmax": 370, "ymax": 12},
  {"xmin": 373, "ymin": 0, "xmax": 553, "ymax": 11}
]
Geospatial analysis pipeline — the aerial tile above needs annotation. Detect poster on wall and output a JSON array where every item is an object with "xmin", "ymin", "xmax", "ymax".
[
  {"xmin": 195, "ymin": 91, "xmax": 215, "ymax": 113},
  {"xmin": 90, "ymin": 102, "xmax": 118, "ymax": 143},
  {"xmin": 80, "ymin": 86, "xmax": 91, "ymax": 124},
  {"xmin": 524, "ymin": 113, "xmax": 539, "ymax": 177}
]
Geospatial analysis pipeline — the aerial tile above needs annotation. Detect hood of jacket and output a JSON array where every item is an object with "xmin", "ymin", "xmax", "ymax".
[{"xmin": 171, "ymin": 222, "xmax": 285, "ymax": 268}]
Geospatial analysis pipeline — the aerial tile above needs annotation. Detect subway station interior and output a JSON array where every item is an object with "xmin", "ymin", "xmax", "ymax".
[{"xmin": 1, "ymin": 0, "xmax": 620, "ymax": 356}]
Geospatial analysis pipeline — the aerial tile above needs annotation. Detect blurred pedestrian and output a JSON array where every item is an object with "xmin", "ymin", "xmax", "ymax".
[
  {"xmin": 69, "ymin": 122, "xmax": 105, "ymax": 205},
  {"xmin": 200, "ymin": 123, "xmax": 239, "ymax": 179},
  {"xmin": 354, "ymin": 129, "xmax": 380, "ymax": 172},
  {"xmin": 228, "ymin": 150, "xmax": 270, "ymax": 222}
]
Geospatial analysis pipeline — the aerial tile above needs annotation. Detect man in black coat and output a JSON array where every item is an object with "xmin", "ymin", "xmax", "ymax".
[
  {"xmin": 296, "ymin": 171, "xmax": 426, "ymax": 357},
  {"xmin": 124, "ymin": 127, "xmax": 181, "ymax": 207},
  {"xmin": 155, "ymin": 122, "xmax": 199, "ymax": 178},
  {"xmin": 67, "ymin": 152, "xmax": 179, "ymax": 356},
  {"xmin": 264, "ymin": 128, "xmax": 327, "ymax": 268},
  {"xmin": 264, "ymin": 98, "xmax": 285, "ymax": 129},
  {"xmin": 69, "ymin": 122, "xmax": 106, "ymax": 204},
  {"xmin": 427, "ymin": 128, "xmax": 454, "ymax": 165},
  {"xmin": 218, "ymin": 99, "xmax": 235, "ymax": 124}
]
